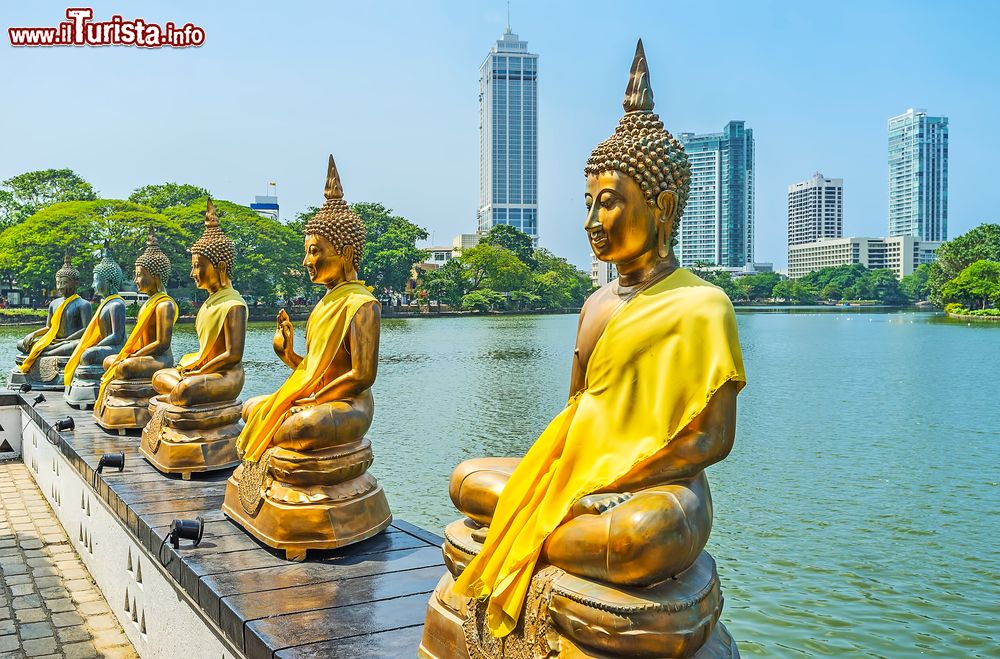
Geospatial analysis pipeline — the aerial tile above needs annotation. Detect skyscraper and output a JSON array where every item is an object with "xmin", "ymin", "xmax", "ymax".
[
  {"xmin": 677, "ymin": 121, "xmax": 754, "ymax": 268},
  {"xmin": 478, "ymin": 27, "xmax": 539, "ymax": 243},
  {"xmin": 787, "ymin": 173, "xmax": 843, "ymax": 254},
  {"xmin": 888, "ymin": 108, "xmax": 948, "ymax": 241}
]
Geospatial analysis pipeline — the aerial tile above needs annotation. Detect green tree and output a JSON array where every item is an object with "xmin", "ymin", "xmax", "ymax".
[
  {"xmin": 418, "ymin": 259, "xmax": 466, "ymax": 308},
  {"xmin": 352, "ymin": 203, "xmax": 429, "ymax": 298},
  {"xmin": 480, "ymin": 224, "xmax": 536, "ymax": 268},
  {"xmin": 0, "ymin": 169, "xmax": 97, "ymax": 228},
  {"xmin": 940, "ymin": 260, "xmax": 1000, "ymax": 310},
  {"xmin": 772, "ymin": 279, "xmax": 819, "ymax": 304},
  {"xmin": 461, "ymin": 244, "xmax": 532, "ymax": 293},
  {"xmin": 530, "ymin": 249, "xmax": 591, "ymax": 309},
  {"xmin": 900, "ymin": 264, "xmax": 931, "ymax": 302},
  {"xmin": 0, "ymin": 200, "xmax": 191, "ymax": 300},
  {"xmin": 128, "ymin": 183, "xmax": 211, "ymax": 211},
  {"xmin": 736, "ymin": 272, "xmax": 780, "ymax": 302},
  {"xmin": 820, "ymin": 283, "xmax": 842, "ymax": 301},
  {"xmin": 928, "ymin": 223, "xmax": 1000, "ymax": 305},
  {"xmin": 461, "ymin": 288, "xmax": 506, "ymax": 312}
]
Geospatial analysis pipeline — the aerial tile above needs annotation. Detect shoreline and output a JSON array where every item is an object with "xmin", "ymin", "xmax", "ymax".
[{"xmin": 946, "ymin": 311, "xmax": 1000, "ymax": 322}]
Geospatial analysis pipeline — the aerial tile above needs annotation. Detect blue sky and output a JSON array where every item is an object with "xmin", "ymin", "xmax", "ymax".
[{"xmin": 2, "ymin": 1, "xmax": 997, "ymax": 269}]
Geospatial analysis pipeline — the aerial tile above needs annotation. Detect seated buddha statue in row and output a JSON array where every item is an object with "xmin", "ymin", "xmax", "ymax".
[
  {"xmin": 11, "ymin": 252, "xmax": 93, "ymax": 391},
  {"xmin": 141, "ymin": 199, "xmax": 247, "ymax": 478},
  {"xmin": 421, "ymin": 41, "xmax": 747, "ymax": 659},
  {"xmin": 94, "ymin": 230, "xmax": 178, "ymax": 433},
  {"xmin": 223, "ymin": 155, "xmax": 391, "ymax": 562},
  {"xmin": 64, "ymin": 241, "xmax": 127, "ymax": 408}
]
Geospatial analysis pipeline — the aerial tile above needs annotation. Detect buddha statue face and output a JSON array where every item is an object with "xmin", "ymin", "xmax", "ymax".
[
  {"xmin": 55, "ymin": 272, "xmax": 78, "ymax": 297},
  {"xmin": 585, "ymin": 170, "xmax": 677, "ymax": 265},
  {"xmin": 93, "ymin": 270, "xmax": 109, "ymax": 297},
  {"xmin": 190, "ymin": 254, "xmax": 227, "ymax": 292},
  {"xmin": 134, "ymin": 265, "xmax": 159, "ymax": 296},
  {"xmin": 304, "ymin": 234, "xmax": 355, "ymax": 287}
]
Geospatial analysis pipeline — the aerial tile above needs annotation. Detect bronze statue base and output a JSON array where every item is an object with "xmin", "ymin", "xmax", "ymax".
[
  {"xmin": 9, "ymin": 355, "xmax": 71, "ymax": 391},
  {"xmin": 221, "ymin": 465, "xmax": 392, "ymax": 562},
  {"xmin": 140, "ymin": 396, "xmax": 242, "ymax": 479},
  {"xmin": 64, "ymin": 365, "xmax": 106, "ymax": 409},
  {"xmin": 93, "ymin": 379, "xmax": 158, "ymax": 434},
  {"xmin": 419, "ymin": 518, "xmax": 739, "ymax": 658}
]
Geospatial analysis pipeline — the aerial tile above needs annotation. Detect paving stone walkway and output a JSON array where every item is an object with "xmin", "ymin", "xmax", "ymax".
[{"xmin": 0, "ymin": 461, "xmax": 137, "ymax": 659}]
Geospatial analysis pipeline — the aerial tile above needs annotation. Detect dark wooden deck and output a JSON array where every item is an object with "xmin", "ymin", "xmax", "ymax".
[{"xmin": 11, "ymin": 393, "xmax": 445, "ymax": 659}]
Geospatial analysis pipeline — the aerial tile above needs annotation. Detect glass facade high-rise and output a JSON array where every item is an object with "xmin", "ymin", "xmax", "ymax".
[
  {"xmin": 888, "ymin": 108, "xmax": 948, "ymax": 241},
  {"xmin": 677, "ymin": 121, "xmax": 754, "ymax": 268},
  {"xmin": 478, "ymin": 28, "xmax": 538, "ymax": 243}
]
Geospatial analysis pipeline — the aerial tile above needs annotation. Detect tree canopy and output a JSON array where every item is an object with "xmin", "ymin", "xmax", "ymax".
[
  {"xmin": 940, "ymin": 260, "xmax": 1000, "ymax": 310},
  {"xmin": 928, "ymin": 223, "xmax": 1000, "ymax": 307},
  {"xmin": 0, "ymin": 169, "xmax": 97, "ymax": 229},
  {"xmin": 128, "ymin": 183, "xmax": 211, "ymax": 211}
]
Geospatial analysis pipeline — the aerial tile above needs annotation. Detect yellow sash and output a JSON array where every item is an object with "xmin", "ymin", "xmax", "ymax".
[
  {"xmin": 94, "ymin": 292, "xmax": 177, "ymax": 416},
  {"xmin": 237, "ymin": 281, "xmax": 376, "ymax": 463},
  {"xmin": 177, "ymin": 287, "xmax": 247, "ymax": 370},
  {"xmin": 453, "ymin": 268, "xmax": 747, "ymax": 637},
  {"xmin": 64, "ymin": 294, "xmax": 123, "ymax": 387},
  {"xmin": 20, "ymin": 294, "xmax": 80, "ymax": 374}
]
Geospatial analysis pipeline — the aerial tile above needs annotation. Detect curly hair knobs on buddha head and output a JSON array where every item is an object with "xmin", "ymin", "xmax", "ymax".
[
  {"xmin": 135, "ymin": 228, "xmax": 172, "ymax": 283},
  {"xmin": 189, "ymin": 198, "xmax": 237, "ymax": 275},
  {"xmin": 55, "ymin": 250, "xmax": 81, "ymax": 284},
  {"xmin": 93, "ymin": 240, "xmax": 125, "ymax": 294},
  {"xmin": 584, "ymin": 39, "xmax": 691, "ymax": 246},
  {"xmin": 304, "ymin": 154, "xmax": 366, "ymax": 272}
]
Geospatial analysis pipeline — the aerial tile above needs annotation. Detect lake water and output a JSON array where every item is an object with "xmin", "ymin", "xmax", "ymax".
[{"xmin": 2, "ymin": 310, "xmax": 997, "ymax": 656}]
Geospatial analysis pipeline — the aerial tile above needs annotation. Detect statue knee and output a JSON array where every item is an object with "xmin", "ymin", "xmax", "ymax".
[
  {"xmin": 606, "ymin": 491, "xmax": 708, "ymax": 585},
  {"xmin": 449, "ymin": 460, "xmax": 513, "ymax": 526},
  {"xmin": 102, "ymin": 354, "xmax": 117, "ymax": 370},
  {"xmin": 242, "ymin": 395, "xmax": 270, "ymax": 422},
  {"xmin": 151, "ymin": 368, "xmax": 177, "ymax": 395}
]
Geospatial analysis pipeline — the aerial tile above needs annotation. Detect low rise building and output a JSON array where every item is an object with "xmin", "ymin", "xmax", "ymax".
[{"xmin": 788, "ymin": 235, "xmax": 940, "ymax": 279}]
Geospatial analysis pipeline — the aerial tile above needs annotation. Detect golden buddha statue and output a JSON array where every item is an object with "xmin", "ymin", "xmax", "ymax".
[
  {"xmin": 222, "ymin": 155, "xmax": 391, "ymax": 562},
  {"xmin": 11, "ymin": 252, "xmax": 93, "ymax": 391},
  {"xmin": 420, "ymin": 41, "xmax": 747, "ymax": 658},
  {"xmin": 94, "ymin": 230, "xmax": 178, "ymax": 433},
  {"xmin": 141, "ymin": 200, "xmax": 248, "ymax": 478},
  {"xmin": 64, "ymin": 241, "xmax": 127, "ymax": 408}
]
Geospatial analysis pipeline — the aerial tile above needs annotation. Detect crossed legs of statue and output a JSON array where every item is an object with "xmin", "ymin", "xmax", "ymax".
[
  {"xmin": 449, "ymin": 457, "xmax": 712, "ymax": 586},
  {"xmin": 152, "ymin": 365, "xmax": 245, "ymax": 407},
  {"xmin": 103, "ymin": 354, "xmax": 174, "ymax": 380}
]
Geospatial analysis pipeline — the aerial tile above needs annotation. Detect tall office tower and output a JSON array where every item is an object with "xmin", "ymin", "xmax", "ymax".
[
  {"xmin": 888, "ymin": 108, "xmax": 948, "ymax": 241},
  {"xmin": 788, "ymin": 173, "xmax": 843, "ymax": 253},
  {"xmin": 677, "ymin": 121, "xmax": 754, "ymax": 268},
  {"xmin": 477, "ymin": 27, "xmax": 539, "ymax": 244}
]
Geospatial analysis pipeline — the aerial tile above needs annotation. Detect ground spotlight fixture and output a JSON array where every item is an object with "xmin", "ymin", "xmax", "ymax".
[
  {"xmin": 169, "ymin": 516, "xmax": 204, "ymax": 549},
  {"xmin": 55, "ymin": 417, "xmax": 75, "ymax": 432},
  {"xmin": 97, "ymin": 451, "xmax": 125, "ymax": 474},
  {"xmin": 18, "ymin": 383, "xmax": 31, "ymax": 393},
  {"xmin": 31, "ymin": 393, "xmax": 45, "ymax": 407}
]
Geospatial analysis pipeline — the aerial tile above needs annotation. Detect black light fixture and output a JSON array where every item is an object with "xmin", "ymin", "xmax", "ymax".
[
  {"xmin": 55, "ymin": 417, "xmax": 75, "ymax": 432},
  {"xmin": 169, "ymin": 516, "xmax": 204, "ymax": 549},
  {"xmin": 96, "ymin": 451, "xmax": 125, "ymax": 473},
  {"xmin": 18, "ymin": 383, "xmax": 31, "ymax": 393},
  {"xmin": 31, "ymin": 393, "xmax": 45, "ymax": 407}
]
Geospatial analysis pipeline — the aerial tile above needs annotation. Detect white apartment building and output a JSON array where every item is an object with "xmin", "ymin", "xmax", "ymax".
[
  {"xmin": 788, "ymin": 173, "xmax": 843, "ymax": 248},
  {"xmin": 788, "ymin": 235, "xmax": 941, "ymax": 280},
  {"xmin": 590, "ymin": 255, "xmax": 617, "ymax": 289}
]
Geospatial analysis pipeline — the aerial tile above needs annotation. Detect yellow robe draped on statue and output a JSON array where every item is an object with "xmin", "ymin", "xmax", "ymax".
[
  {"xmin": 177, "ymin": 287, "xmax": 246, "ymax": 371},
  {"xmin": 237, "ymin": 281, "xmax": 376, "ymax": 463},
  {"xmin": 64, "ymin": 294, "xmax": 123, "ymax": 387},
  {"xmin": 93, "ymin": 292, "xmax": 177, "ymax": 416},
  {"xmin": 453, "ymin": 268, "xmax": 747, "ymax": 637},
  {"xmin": 20, "ymin": 294, "xmax": 81, "ymax": 374}
]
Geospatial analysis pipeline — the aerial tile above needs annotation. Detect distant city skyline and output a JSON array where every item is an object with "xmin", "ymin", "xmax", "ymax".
[
  {"xmin": 1, "ymin": 2, "xmax": 995, "ymax": 270},
  {"xmin": 888, "ymin": 108, "xmax": 948, "ymax": 241}
]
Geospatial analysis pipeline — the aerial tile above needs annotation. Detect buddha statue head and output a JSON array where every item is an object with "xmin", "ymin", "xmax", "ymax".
[
  {"xmin": 93, "ymin": 240, "xmax": 125, "ymax": 297},
  {"xmin": 135, "ymin": 228, "xmax": 172, "ymax": 295},
  {"xmin": 189, "ymin": 198, "xmax": 237, "ymax": 292},
  {"xmin": 302, "ymin": 155, "xmax": 366, "ymax": 288},
  {"xmin": 584, "ymin": 40, "xmax": 690, "ymax": 268},
  {"xmin": 55, "ymin": 251, "xmax": 81, "ymax": 297}
]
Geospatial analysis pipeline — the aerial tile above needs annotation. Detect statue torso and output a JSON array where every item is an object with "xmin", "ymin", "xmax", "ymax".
[
  {"xmin": 134, "ymin": 299, "xmax": 175, "ymax": 355},
  {"xmin": 49, "ymin": 295, "xmax": 91, "ymax": 338},
  {"xmin": 97, "ymin": 297, "xmax": 127, "ymax": 343}
]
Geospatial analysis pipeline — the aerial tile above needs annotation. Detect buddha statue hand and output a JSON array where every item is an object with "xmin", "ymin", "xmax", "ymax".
[
  {"xmin": 571, "ymin": 492, "xmax": 633, "ymax": 518},
  {"xmin": 273, "ymin": 309, "xmax": 294, "ymax": 360}
]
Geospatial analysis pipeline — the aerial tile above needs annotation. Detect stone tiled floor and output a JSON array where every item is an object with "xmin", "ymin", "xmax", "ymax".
[{"xmin": 0, "ymin": 461, "xmax": 138, "ymax": 659}]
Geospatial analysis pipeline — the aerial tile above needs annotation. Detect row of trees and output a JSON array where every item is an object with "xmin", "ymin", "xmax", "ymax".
[
  {"xmin": 0, "ymin": 169, "xmax": 592, "ymax": 313},
  {"xmin": 695, "ymin": 264, "xmax": 924, "ymax": 306},
  {"xmin": 416, "ymin": 225, "xmax": 592, "ymax": 312}
]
